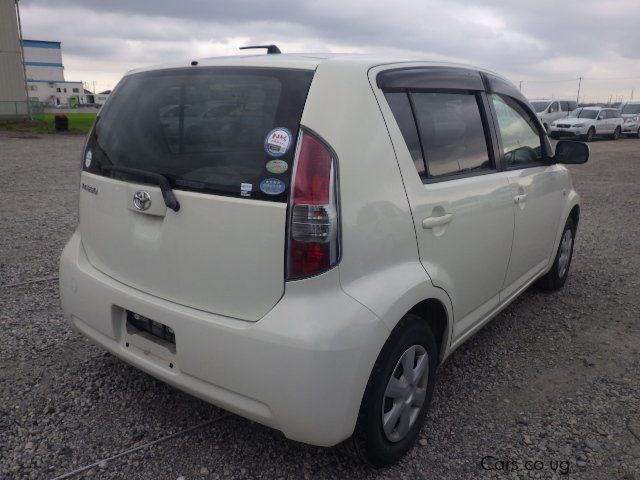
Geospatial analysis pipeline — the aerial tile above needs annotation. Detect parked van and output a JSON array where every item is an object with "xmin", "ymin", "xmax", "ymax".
[
  {"xmin": 619, "ymin": 101, "xmax": 640, "ymax": 138},
  {"xmin": 60, "ymin": 51, "xmax": 589, "ymax": 466},
  {"xmin": 529, "ymin": 99, "xmax": 578, "ymax": 131}
]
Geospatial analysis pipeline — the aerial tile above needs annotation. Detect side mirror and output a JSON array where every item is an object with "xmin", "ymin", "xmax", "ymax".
[{"xmin": 554, "ymin": 140, "xmax": 589, "ymax": 164}]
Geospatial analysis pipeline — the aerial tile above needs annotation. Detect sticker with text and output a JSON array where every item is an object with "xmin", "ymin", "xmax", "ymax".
[
  {"xmin": 259, "ymin": 178, "xmax": 286, "ymax": 195},
  {"xmin": 265, "ymin": 159, "xmax": 289, "ymax": 174},
  {"xmin": 264, "ymin": 128, "xmax": 292, "ymax": 157}
]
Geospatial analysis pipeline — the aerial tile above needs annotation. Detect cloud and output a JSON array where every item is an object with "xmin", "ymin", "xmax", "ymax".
[{"xmin": 18, "ymin": 0, "xmax": 640, "ymax": 100}]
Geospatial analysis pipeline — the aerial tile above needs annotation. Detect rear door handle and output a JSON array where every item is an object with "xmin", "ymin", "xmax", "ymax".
[
  {"xmin": 514, "ymin": 194, "xmax": 528, "ymax": 204},
  {"xmin": 422, "ymin": 213, "xmax": 453, "ymax": 229}
]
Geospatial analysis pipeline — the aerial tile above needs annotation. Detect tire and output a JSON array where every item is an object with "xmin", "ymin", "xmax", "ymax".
[
  {"xmin": 611, "ymin": 126, "xmax": 621, "ymax": 140},
  {"xmin": 350, "ymin": 315, "xmax": 438, "ymax": 467},
  {"xmin": 636, "ymin": 127, "xmax": 640, "ymax": 139},
  {"xmin": 583, "ymin": 127, "xmax": 595, "ymax": 142},
  {"xmin": 536, "ymin": 216, "xmax": 576, "ymax": 291}
]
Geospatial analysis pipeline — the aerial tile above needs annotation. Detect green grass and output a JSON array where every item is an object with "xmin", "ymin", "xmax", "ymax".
[
  {"xmin": 44, "ymin": 113, "xmax": 97, "ymax": 134},
  {"xmin": 0, "ymin": 112, "xmax": 97, "ymax": 135}
]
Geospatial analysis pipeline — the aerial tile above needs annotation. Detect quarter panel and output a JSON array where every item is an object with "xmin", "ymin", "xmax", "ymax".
[{"xmin": 300, "ymin": 60, "xmax": 430, "ymax": 330}]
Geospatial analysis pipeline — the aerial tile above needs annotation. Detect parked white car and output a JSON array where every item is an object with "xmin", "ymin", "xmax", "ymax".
[
  {"xmin": 549, "ymin": 107, "xmax": 624, "ymax": 141},
  {"xmin": 60, "ymin": 50, "xmax": 589, "ymax": 467},
  {"xmin": 529, "ymin": 99, "xmax": 578, "ymax": 131},
  {"xmin": 619, "ymin": 101, "xmax": 640, "ymax": 138}
]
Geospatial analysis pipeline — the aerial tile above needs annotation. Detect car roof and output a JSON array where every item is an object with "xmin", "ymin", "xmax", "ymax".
[{"xmin": 124, "ymin": 52, "xmax": 505, "ymax": 79}]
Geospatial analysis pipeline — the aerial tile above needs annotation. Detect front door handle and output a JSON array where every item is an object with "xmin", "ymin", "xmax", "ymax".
[
  {"xmin": 514, "ymin": 194, "xmax": 528, "ymax": 204},
  {"xmin": 422, "ymin": 213, "xmax": 453, "ymax": 229}
]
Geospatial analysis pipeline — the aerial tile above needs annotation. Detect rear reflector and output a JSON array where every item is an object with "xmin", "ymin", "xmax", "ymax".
[{"xmin": 287, "ymin": 130, "xmax": 340, "ymax": 280}]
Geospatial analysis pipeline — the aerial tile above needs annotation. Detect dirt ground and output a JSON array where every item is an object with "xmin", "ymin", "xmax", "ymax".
[{"xmin": 1, "ymin": 132, "xmax": 639, "ymax": 479}]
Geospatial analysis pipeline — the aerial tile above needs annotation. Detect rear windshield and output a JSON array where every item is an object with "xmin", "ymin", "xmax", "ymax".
[{"xmin": 85, "ymin": 67, "xmax": 314, "ymax": 201}]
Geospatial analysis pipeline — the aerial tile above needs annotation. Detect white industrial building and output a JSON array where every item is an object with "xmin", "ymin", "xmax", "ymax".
[{"xmin": 22, "ymin": 39, "xmax": 85, "ymax": 107}]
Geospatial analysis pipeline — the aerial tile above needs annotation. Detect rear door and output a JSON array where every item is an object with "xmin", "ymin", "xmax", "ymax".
[
  {"xmin": 376, "ymin": 67, "xmax": 515, "ymax": 340},
  {"xmin": 79, "ymin": 67, "xmax": 314, "ymax": 321}
]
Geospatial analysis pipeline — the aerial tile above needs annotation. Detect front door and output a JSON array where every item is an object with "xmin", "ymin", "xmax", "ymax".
[{"xmin": 489, "ymin": 93, "xmax": 564, "ymax": 298}]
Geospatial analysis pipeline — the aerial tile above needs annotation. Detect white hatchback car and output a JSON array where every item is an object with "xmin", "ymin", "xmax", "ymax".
[
  {"xmin": 60, "ymin": 50, "xmax": 589, "ymax": 466},
  {"xmin": 549, "ymin": 106, "xmax": 624, "ymax": 142}
]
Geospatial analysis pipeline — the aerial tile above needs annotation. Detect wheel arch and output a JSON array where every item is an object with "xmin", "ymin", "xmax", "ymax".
[{"xmin": 406, "ymin": 298, "xmax": 450, "ymax": 364}]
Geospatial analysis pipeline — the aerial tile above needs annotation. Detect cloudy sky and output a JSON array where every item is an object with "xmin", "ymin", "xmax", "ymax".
[{"xmin": 19, "ymin": 0, "xmax": 640, "ymax": 102}]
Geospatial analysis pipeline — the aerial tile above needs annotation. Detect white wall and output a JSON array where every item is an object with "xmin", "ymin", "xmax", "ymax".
[{"xmin": 27, "ymin": 81, "xmax": 84, "ymax": 106}]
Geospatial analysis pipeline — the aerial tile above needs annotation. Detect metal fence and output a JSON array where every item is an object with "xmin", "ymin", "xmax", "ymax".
[{"xmin": 0, "ymin": 101, "xmax": 44, "ymax": 121}]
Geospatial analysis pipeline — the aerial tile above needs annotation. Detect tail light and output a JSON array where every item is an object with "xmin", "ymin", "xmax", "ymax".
[{"xmin": 286, "ymin": 129, "xmax": 340, "ymax": 280}]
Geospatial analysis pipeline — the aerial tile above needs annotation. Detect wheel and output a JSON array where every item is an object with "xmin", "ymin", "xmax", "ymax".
[
  {"xmin": 350, "ymin": 315, "xmax": 438, "ymax": 467},
  {"xmin": 636, "ymin": 127, "xmax": 640, "ymax": 139},
  {"xmin": 611, "ymin": 126, "xmax": 621, "ymax": 140},
  {"xmin": 583, "ymin": 127, "xmax": 595, "ymax": 142},
  {"xmin": 536, "ymin": 216, "xmax": 576, "ymax": 291}
]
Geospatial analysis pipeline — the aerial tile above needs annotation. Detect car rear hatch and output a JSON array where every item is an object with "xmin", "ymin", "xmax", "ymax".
[{"xmin": 79, "ymin": 65, "xmax": 314, "ymax": 321}]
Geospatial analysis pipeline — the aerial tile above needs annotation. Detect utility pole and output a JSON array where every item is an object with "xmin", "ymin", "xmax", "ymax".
[
  {"xmin": 631, "ymin": 88, "xmax": 634, "ymax": 102},
  {"xmin": 519, "ymin": 80, "xmax": 522, "ymax": 91},
  {"xmin": 576, "ymin": 76, "xmax": 583, "ymax": 105}
]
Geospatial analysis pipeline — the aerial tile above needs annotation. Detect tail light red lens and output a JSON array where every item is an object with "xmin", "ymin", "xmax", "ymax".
[{"xmin": 287, "ymin": 129, "xmax": 340, "ymax": 280}]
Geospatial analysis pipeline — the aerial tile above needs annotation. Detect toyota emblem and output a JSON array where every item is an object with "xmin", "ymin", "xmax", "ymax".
[{"xmin": 133, "ymin": 191, "xmax": 152, "ymax": 211}]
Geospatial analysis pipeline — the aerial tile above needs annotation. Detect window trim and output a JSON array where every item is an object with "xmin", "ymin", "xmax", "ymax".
[
  {"xmin": 486, "ymin": 92, "xmax": 552, "ymax": 171},
  {"xmin": 408, "ymin": 89, "xmax": 499, "ymax": 184}
]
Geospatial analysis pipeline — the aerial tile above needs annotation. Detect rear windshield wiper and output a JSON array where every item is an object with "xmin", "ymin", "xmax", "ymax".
[{"xmin": 100, "ymin": 165, "xmax": 180, "ymax": 212}]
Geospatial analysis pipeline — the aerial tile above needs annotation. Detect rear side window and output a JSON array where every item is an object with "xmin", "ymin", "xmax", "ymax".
[
  {"xmin": 411, "ymin": 93, "xmax": 493, "ymax": 178},
  {"xmin": 86, "ymin": 67, "xmax": 314, "ymax": 201},
  {"xmin": 384, "ymin": 92, "xmax": 425, "ymax": 177}
]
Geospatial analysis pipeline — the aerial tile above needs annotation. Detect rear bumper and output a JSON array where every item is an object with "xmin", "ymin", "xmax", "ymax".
[{"xmin": 59, "ymin": 230, "xmax": 389, "ymax": 446}]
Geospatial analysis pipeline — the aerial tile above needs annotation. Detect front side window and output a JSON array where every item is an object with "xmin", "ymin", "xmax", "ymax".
[
  {"xmin": 548, "ymin": 101, "xmax": 559, "ymax": 113},
  {"xmin": 411, "ymin": 92, "xmax": 492, "ymax": 178},
  {"xmin": 490, "ymin": 94, "xmax": 543, "ymax": 168}
]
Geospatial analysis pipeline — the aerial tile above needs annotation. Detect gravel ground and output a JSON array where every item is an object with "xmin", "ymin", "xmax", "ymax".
[{"xmin": 1, "ymin": 131, "xmax": 639, "ymax": 480}]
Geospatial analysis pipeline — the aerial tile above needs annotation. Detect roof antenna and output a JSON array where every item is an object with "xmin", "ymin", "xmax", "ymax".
[{"xmin": 239, "ymin": 44, "xmax": 281, "ymax": 54}]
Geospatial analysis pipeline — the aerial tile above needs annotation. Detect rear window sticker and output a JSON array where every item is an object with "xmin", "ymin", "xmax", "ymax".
[
  {"xmin": 265, "ymin": 159, "xmax": 289, "ymax": 174},
  {"xmin": 240, "ymin": 182, "xmax": 252, "ymax": 197},
  {"xmin": 260, "ymin": 178, "xmax": 287, "ymax": 195},
  {"xmin": 264, "ymin": 128, "xmax": 292, "ymax": 157},
  {"xmin": 84, "ymin": 149, "xmax": 93, "ymax": 168}
]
